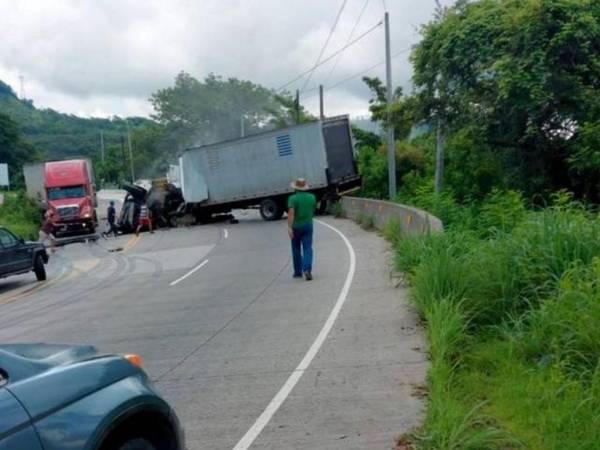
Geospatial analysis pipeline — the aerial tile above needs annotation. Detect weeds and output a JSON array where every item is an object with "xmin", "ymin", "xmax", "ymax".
[
  {"xmin": 382, "ymin": 218, "xmax": 402, "ymax": 242},
  {"xmin": 395, "ymin": 190, "xmax": 600, "ymax": 449},
  {"xmin": 0, "ymin": 191, "xmax": 41, "ymax": 240},
  {"xmin": 329, "ymin": 201, "xmax": 345, "ymax": 218},
  {"xmin": 356, "ymin": 212, "xmax": 376, "ymax": 230}
]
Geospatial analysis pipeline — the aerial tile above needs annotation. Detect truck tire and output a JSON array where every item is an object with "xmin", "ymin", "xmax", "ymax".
[
  {"xmin": 260, "ymin": 198, "xmax": 283, "ymax": 221},
  {"xmin": 34, "ymin": 253, "xmax": 46, "ymax": 281}
]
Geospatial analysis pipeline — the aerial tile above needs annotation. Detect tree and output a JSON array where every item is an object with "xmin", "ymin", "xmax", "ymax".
[
  {"xmin": 411, "ymin": 0, "xmax": 600, "ymax": 201},
  {"xmin": 362, "ymin": 76, "xmax": 415, "ymax": 140},
  {"xmin": 150, "ymin": 72, "xmax": 312, "ymax": 154}
]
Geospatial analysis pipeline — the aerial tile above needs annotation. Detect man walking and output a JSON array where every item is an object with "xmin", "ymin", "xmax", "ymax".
[
  {"xmin": 103, "ymin": 200, "xmax": 118, "ymax": 238},
  {"xmin": 39, "ymin": 210, "xmax": 57, "ymax": 253},
  {"xmin": 287, "ymin": 178, "xmax": 316, "ymax": 281}
]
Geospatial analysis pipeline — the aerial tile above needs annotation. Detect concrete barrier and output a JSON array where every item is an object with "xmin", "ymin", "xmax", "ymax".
[{"xmin": 340, "ymin": 196, "xmax": 443, "ymax": 236}]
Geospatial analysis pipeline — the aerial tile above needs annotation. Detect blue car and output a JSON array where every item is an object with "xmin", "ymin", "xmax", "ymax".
[{"xmin": 0, "ymin": 344, "xmax": 184, "ymax": 450}]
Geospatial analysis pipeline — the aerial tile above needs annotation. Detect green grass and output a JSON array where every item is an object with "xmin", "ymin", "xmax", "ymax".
[
  {"xmin": 356, "ymin": 212, "xmax": 376, "ymax": 230},
  {"xmin": 393, "ymin": 191, "xmax": 600, "ymax": 449},
  {"xmin": 328, "ymin": 201, "xmax": 345, "ymax": 218},
  {"xmin": 0, "ymin": 191, "xmax": 42, "ymax": 240}
]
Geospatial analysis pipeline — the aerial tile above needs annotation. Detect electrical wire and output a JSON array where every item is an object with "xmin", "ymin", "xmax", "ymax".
[
  {"xmin": 277, "ymin": 20, "xmax": 383, "ymax": 92},
  {"xmin": 381, "ymin": 0, "xmax": 387, "ymax": 13},
  {"xmin": 323, "ymin": 0, "xmax": 370, "ymax": 87},
  {"xmin": 302, "ymin": 45, "xmax": 412, "ymax": 100},
  {"xmin": 300, "ymin": 0, "xmax": 348, "ymax": 92}
]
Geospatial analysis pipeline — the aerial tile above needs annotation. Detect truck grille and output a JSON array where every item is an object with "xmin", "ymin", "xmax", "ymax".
[{"xmin": 57, "ymin": 205, "xmax": 80, "ymax": 220}]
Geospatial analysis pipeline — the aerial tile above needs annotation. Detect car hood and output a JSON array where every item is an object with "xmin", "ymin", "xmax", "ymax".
[
  {"xmin": 1, "ymin": 344, "xmax": 141, "ymax": 419},
  {"xmin": 0, "ymin": 343, "xmax": 100, "ymax": 383}
]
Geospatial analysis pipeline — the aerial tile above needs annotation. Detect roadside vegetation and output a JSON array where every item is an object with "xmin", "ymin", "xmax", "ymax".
[
  {"xmin": 0, "ymin": 191, "xmax": 41, "ymax": 240},
  {"xmin": 385, "ymin": 191, "xmax": 600, "ymax": 449},
  {"xmin": 351, "ymin": 0, "xmax": 600, "ymax": 448}
]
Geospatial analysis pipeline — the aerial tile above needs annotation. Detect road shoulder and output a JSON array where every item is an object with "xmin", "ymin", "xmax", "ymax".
[{"xmin": 251, "ymin": 216, "xmax": 428, "ymax": 449}]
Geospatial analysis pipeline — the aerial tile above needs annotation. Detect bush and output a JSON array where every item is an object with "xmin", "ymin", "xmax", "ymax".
[
  {"xmin": 328, "ymin": 201, "xmax": 344, "ymax": 218},
  {"xmin": 0, "ymin": 191, "xmax": 41, "ymax": 240},
  {"xmin": 398, "ymin": 191, "xmax": 600, "ymax": 448},
  {"xmin": 356, "ymin": 212, "xmax": 375, "ymax": 230}
]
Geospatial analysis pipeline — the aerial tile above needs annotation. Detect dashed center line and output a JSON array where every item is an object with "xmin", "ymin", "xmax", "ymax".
[
  {"xmin": 224, "ymin": 228, "xmax": 229, "ymax": 239},
  {"xmin": 169, "ymin": 259, "xmax": 210, "ymax": 286}
]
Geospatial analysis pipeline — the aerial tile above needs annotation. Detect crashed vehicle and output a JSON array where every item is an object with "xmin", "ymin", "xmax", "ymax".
[{"xmin": 118, "ymin": 182, "xmax": 185, "ymax": 233}]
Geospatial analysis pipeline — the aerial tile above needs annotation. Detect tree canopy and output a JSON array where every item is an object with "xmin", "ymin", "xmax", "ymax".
[
  {"xmin": 150, "ymin": 72, "xmax": 312, "ymax": 151},
  {"xmin": 410, "ymin": 0, "xmax": 600, "ymax": 200}
]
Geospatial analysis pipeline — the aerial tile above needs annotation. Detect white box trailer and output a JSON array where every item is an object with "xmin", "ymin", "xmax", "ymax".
[
  {"xmin": 23, "ymin": 163, "xmax": 46, "ymax": 205},
  {"xmin": 180, "ymin": 116, "xmax": 360, "ymax": 220}
]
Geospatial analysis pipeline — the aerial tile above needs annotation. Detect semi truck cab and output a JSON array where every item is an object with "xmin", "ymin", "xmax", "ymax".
[{"xmin": 44, "ymin": 160, "xmax": 98, "ymax": 236}]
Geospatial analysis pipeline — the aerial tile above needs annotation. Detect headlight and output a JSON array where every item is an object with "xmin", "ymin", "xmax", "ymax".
[{"xmin": 83, "ymin": 213, "xmax": 91, "ymax": 218}]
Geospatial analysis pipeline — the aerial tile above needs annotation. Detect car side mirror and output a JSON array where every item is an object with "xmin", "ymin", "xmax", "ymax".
[{"xmin": 19, "ymin": 238, "xmax": 25, "ymax": 244}]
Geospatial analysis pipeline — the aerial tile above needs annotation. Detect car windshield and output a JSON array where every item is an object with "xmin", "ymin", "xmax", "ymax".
[{"xmin": 47, "ymin": 186, "xmax": 86, "ymax": 200}]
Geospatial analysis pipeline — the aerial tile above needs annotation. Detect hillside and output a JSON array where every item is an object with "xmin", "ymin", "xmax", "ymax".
[{"xmin": 0, "ymin": 80, "xmax": 153, "ymax": 161}]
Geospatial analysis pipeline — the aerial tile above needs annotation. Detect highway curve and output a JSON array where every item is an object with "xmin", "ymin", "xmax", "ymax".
[{"xmin": 0, "ymin": 211, "xmax": 427, "ymax": 449}]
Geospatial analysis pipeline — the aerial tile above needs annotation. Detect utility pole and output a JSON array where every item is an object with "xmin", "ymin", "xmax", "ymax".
[
  {"xmin": 384, "ymin": 11, "xmax": 397, "ymax": 199},
  {"xmin": 435, "ymin": 120, "xmax": 444, "ymax": 193},
  {"xmin": 295, "ymin": 89, "xmax": 300, "ymax": 124},
  {"xmin": 125, "ymin": 120, "xmax": 135, "ymax": 183},
  {"xmin": 100, "ymin": 130, "xmax": 105, "ymax": 163},
  {"xmin": 319, "ymin": 85, "xmax": 324, "ymax": 119},
  {"xmin": 240, "ymin": 115, "xmax": 245, "ymax": 138}
]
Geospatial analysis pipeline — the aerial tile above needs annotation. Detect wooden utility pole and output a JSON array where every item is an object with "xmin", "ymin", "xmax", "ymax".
[
  {"xmin": 126, "ymin": 120, "xmax": 135, "ymax": 183},
  {"xmin": 319, "ymin": 85, "xmax": 324, "ymax": 119},
  {"xmin": 295, "ymin": 90, "xmax": 300, "ymax": 124},
  {"xmin": 384, "ymin": 12, "xmax": 397, "ymax": 199},
  {"xmin": 100, "ymin": 130, "xmax": 105, "ymax": 163}
]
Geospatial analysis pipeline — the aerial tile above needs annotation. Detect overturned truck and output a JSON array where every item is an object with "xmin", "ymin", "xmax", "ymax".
[{"xmin": 179, "ymin": 116, "xmax": 361, "ymax": 221}]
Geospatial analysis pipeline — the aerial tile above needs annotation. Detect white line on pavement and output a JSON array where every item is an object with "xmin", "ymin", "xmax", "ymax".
[
  {"xmin": 169, "ymin": 259, "xmax": 209, "ymax": 287},
  {"xmin": 232, "ymin": 219, "xmax": 357, "ymax": 450},
  {"xmin": 224, "ymin": 228, "xmax": 229, "ymax": 239}
]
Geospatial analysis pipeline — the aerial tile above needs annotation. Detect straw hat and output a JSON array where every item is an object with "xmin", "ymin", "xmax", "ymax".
[{"xmin": 290, "ymin": 178, "xmax": 310, "ymax": 191}]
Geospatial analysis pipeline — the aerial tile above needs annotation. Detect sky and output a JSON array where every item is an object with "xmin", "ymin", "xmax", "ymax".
[{"xmin": 0, "ymin": 0, "xmax": 453, "ymax": 119}]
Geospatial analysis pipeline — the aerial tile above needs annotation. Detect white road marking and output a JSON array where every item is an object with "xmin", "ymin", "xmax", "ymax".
[
  {"xmin": 169, "ymin": 259, "xmax": 209, "ymax": 286},
  {"xmin": 232, "ymin": 219, "xmax": 356, "ymax": 450},
  {"xmin": 224, "ymin": 228, "xmax": 229, "ymax": 239}
]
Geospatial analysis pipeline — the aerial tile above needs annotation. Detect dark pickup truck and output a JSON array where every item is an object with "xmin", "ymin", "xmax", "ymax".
[{"xmin": 0, "ymin": 227, "xmax": 48, "ymax": 281}]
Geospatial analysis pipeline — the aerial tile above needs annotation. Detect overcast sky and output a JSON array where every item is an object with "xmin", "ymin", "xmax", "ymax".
[{"xmin": 0, "ymin": 0, "xmax": 453, "ymax": 119}]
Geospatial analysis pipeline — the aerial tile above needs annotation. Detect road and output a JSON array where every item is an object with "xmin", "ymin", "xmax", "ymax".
[{"xmin": 0, "ymin": 209, "xmax": 427, "ymax": 449}]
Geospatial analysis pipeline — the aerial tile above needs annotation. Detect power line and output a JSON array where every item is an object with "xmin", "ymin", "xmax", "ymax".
[
  {"xmin": 381, "ymin": 0, "xmax": 387, "ymax": 13},
  {"xmin": 300, "ymin": 0, "xmax": 348, "ymax": 92},
  {"xmin": 303, "ymin": 45, "xmax": 412, "ymax": 99},
  {"xmin": 323, "ymin": 0, "xmax": 370, "ymax": 87},
  {"xmin": 277, "ymin": 20, "xmax": 383, "ymax": 92}
]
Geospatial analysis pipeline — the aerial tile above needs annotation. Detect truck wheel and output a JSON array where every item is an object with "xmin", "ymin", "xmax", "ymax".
[
  {"xmin": 260, "ymin": 198, "xmax": 283, "ymax": 221},
  {"xmin": 34, "ymin": 253, "xmax": 46, "ymax": 281}
]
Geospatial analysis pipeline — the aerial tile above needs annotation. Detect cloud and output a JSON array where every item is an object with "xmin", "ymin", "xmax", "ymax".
[{"xmin": 0, "ymin": 0, "xmax": 452, "ymax": 118}]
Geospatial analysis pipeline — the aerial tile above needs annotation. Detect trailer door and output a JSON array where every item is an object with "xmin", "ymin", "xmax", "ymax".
[{"xmin": 322, "ymin": 117, "xmax": 357, "ymax": 184}]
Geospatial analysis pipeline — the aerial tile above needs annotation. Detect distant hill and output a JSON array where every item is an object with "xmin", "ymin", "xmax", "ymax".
[{"xmin": 0, "ymin": 80, "xmax": 153, "ymax": 161}]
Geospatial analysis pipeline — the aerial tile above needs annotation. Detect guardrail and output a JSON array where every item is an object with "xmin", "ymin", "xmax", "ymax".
[{"xmin": 341, "ymin": 196, "xmax": 443, "ymax": 235}]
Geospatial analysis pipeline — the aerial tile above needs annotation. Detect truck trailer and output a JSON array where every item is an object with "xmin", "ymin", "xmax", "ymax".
[
  {"xmin": 180, "ymin": 116, "xmax": 360, "ymax": 221},
  {"xmin": 24, "ymin": 159, "xmax": 98, "ymax": 236}
]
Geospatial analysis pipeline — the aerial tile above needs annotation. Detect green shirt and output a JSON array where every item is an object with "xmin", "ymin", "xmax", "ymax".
[{"xmin": 288, "ymin": 192, "xmax": 317, "ymax": 227}]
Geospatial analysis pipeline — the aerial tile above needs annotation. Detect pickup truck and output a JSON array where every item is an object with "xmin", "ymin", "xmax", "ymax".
[{"xmin": 0, "ymin": 227, "xmax": 48, "ymax": 281}]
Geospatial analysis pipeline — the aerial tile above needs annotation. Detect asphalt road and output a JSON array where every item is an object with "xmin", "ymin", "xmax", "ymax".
[{"xmin": 0, "ymin": 209, "xmax": 427, "ymax": 449}]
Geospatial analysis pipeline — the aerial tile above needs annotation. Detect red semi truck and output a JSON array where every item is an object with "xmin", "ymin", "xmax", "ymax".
[{"xmin": 24, "ymin": 159, "xmax": 98, "ymax": 236}]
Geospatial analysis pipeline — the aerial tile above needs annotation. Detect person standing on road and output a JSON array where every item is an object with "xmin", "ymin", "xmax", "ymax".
[
  {"xmin": 39, "ymin": 210, "xmax": 57, "ymax": 253},
  {"xmin": 136, "ymin": 202, "xmax": 154, "ymax": 236},
  {"xmin": 104, "ymin": 200, "xmax": 118, "ymax": 238},
  {"xmin": 287, "ymin": 178, "xmax": 317, "ymax": 281}
]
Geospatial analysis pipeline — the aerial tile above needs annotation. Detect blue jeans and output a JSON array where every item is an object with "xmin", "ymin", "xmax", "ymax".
[{"xmin": 291, "ymin": 223, "xmax": 313, "ymax": 275}]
